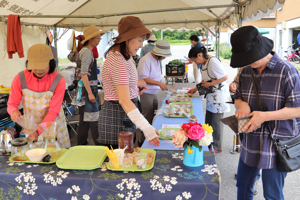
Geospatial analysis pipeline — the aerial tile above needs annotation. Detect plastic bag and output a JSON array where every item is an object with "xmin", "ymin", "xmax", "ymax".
[
  {"xmin": 15, "ymin": 114, "xmax": 37, "ymax": 136},
  {"xmin": 37, "ymin": 122, "xmax": 58, "ymax": 140}
]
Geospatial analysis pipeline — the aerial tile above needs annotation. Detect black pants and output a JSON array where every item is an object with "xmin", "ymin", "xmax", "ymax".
[
  {"xmin": 205, "ymin": 110, "xmax": 224, "ymax": 150},
  {"xmin": 77, "ymin": 105, "xmax": 100, "ymax": 145}
]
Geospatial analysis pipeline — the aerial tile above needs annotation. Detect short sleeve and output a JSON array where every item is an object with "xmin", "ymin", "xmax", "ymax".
[
  {"xmin": 208, "ymin": 57, "xmax": 227, "ymax": 79},
  {"xmin": 137, "ymin": 57, "xmax": 151, "ymax": 79},
  {"xmin": 79, "ymin": 48, "xmax": 93, "ymax": 75},
  {"xmin": 283, "ymin": 66, "xmax": 300, "ymax": 108},
  {"xmin": 110, "ymin": 57, "xmax": 130, "ymax": 86}
]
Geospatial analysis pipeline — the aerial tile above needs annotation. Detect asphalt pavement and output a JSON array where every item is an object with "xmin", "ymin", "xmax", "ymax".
[{"xmin": 158, "ymin": 45, "xmax": 300, "ymax": 200}]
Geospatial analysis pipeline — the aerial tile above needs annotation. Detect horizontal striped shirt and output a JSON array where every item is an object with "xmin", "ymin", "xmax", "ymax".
[
  {"xmin": 102, "ymin": 51, "xmax": 138, "ymax": 101},
  {"xmin": 235, "ymin": 52, "xmax": 300, "ymax": 169}
]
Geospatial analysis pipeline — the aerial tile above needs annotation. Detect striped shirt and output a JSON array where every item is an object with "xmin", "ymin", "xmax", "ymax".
[
  {"xmin": 102, "ymin": 51, "xmax": 139, "ymax": 101},
  {"xmin": 235, "ymin": 52, "xmax": 300, "ymax": 169}
]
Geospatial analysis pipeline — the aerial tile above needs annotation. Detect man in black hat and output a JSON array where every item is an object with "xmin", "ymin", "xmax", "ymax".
[{"xmin": 231, "ymin": 26, "xmax": 300, "ymax": 200}]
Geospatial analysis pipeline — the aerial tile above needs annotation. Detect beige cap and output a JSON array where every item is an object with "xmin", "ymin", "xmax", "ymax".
[
  {"xmin": 27, "ymin": 44, "xmax": 54, "ymax": 70},
  {"xmin": 148, "ymin": 34, "xmax": 157, "ymax": 42},
  {"xmin": 81, "ymin": 25, "xmax": 106, "ymax": 45}
]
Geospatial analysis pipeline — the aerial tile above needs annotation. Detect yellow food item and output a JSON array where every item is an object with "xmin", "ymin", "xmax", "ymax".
[{"xmin": 104, "ymin": 146, "xmax": 119, "ymax": 169}]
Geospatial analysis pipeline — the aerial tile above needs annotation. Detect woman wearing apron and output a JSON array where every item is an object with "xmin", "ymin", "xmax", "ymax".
[
  {"xmin": 187, "ymin": 46, "xmax": 231, "ymax": 153},
  {"xmin": 98, "ymin": 16, "xmax": 160, "ymax": 148},
  {"xmin": 76, "ymin": 25, "xmax": 105, "ymax": 145},
  {"xmin": 7, "ymin": 44, "xmax": 70, "ymax": 148}
]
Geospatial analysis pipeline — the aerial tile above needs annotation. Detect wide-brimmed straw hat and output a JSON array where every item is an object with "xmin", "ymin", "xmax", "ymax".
[
  {"xmin": 152, "ymin": 40, "xmax": 172, "ymax": 57},
  {"xmin": 230, "ymin": 26, "xmax": 273, "ymax": 68},
  {"xmin": 114, "ymin": 16, "xmax": 152, "ymax": 44},
  {"xmin": 27, "ymin": 44, "xmax": 54, "ymax": 70},
  {"xmin": 81, "ymin": 25, "xmax": 105, "ymax": 45}
]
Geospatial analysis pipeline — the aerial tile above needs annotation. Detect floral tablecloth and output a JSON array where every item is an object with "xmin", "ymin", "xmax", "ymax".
[{"xmin": 0, "ymin": 150, "xmax": 219, "ymax": 200}]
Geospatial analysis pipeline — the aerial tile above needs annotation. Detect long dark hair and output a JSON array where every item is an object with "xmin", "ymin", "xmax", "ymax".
[
  {"xmin": 104, "ymin": 41, "xmax": 130, "ymax": 60},
  {"xmin": 188, "ymin": 46, "xmax": 208, "ymax": 59},
  {"xmin": 26, "ymin": 59, "xmax": 56, "ymax": 74}
]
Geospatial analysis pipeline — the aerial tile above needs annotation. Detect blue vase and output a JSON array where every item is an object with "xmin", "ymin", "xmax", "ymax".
[{"xmin": 183, "ymin": 145, "xmax": 204, "ymax": 167}]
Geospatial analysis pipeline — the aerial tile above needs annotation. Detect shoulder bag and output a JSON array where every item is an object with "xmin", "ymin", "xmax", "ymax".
[{"xmin": 250, "ymin": 69, "xmax": 300, "ymax": 172}]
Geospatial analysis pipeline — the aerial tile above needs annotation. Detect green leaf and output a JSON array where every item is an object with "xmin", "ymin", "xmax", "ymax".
[
  {"xmin": 191, "ymin": 140, "xmax": 199, "ymax": 148},
  {"xmin": 183, "ymin": 142, "xmax": 188, "ymax": 149}
]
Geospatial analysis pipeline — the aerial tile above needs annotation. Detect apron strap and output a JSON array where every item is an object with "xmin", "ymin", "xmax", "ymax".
[
  {"xmin": 18, "ymin": 71, "xmax": 27, "ymax": 89},
  {"xmin": 49, "ymin": 74, "xmax": 63, "ymax": 93}
]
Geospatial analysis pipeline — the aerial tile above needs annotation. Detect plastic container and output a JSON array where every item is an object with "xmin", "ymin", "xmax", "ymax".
[
  {"xmin": 118, "ymin": 131, "xmax": 134, "ymax": 153},
  {"xmin": 10, "ymin": 138, "xmax": 29, "ymax": 161}
]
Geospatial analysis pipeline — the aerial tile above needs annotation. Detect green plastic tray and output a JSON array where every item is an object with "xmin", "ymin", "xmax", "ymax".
[
  {"xmin": 158, "ymin": 128, "xmax": 180, "ymax": 140},
  {"xmin": 165, "ymin": 110, "xmax": 193, "ymax": 118},
  {"xmin": 169, "ymin": 96, "xmax": 192, "ymax": 102},
  {"xmin": 9, "ymin": 148, "xmax": 67, "ymax": 164},
  {"xmin": 107, "ymin": 148, "xmax": 156, "ymax": 172},
  {"xmin": 169, "ymin": 102, "xmax": 194, "ymax": 108},
  {"xmin": 56, "ymin": 146, "xmax": 107, "ymax": 170}
]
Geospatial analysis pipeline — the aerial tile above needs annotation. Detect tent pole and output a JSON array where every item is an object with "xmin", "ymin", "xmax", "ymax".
[
  {"xmin": 53, "ymin": 26, "xmax": 58, "ymax": 69},
  {"xmin": 216, "ymin": 21, "xmax": 221, "ymax": 59}
]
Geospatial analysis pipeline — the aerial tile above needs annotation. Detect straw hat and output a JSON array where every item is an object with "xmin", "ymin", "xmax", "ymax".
[
  {"xmin": 114, "ymin": 16, "xmax": 152, "ymax": 44},
  {"xmin": 27, "ymin": 44, "xmax": 54, "ymax": 70},
  {"xmin": 81, "ymin": 25, "xmax": 106, "ymax": 45},
  {"xmin": 152, "ymin": 40, "xmax": 172, "ymax": 57},
  {"xmin": 148, "ymin": 34, "xmax": 157, "ymax": 42},
  {"xmin": 230, "ymin": 26, "xmax": 273, "ymax": 68}
]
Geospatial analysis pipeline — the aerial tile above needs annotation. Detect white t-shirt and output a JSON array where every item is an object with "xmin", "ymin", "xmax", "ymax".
[{"xmin": 137, "ymin": 52, "xmax": 161, "ymax": 95}]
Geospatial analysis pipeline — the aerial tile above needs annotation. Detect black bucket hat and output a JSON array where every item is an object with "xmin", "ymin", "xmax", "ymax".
[{"xmin": 230, "ymin": 26, "xmax": 273, "ymax": 68}]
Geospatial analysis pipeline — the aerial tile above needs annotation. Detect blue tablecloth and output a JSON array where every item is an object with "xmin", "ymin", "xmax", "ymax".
[
  {"xmin": 0, "ymin": 88, "xmax": 220, "ymax": 200},
  {"xmin": 0, "ymin": 150, "xmax": 219, "ymax": 200},
  {"xmin": 142, "ymin": 96, "xmax": 205, "ymax": 150}
]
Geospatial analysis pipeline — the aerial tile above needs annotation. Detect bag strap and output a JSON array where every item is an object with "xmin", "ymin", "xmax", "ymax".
[{"xmin": 250, "ymin": 69, "xmax": 277, "ymax": 144}]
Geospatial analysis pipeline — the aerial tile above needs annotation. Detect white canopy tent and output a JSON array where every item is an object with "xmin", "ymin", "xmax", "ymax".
[{"xmin": 0, "ymin": 0, "xmax": 285, "ymax": 86}]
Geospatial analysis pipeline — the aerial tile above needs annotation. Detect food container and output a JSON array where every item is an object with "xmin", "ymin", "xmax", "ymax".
[
  {"xmin": 118, "ymin": 131, "xmax": 134, "ymax": 153},
  {"xmin": 10, "ymin": 138, "xmax": 29, "ymax": 161},
  {"xmin": 136, "ymin": 152, "xmax": 147, "ymax": 169},
  {"xmin": 123, "ymin": 153, "xmax": 133, "ymax": 168}
]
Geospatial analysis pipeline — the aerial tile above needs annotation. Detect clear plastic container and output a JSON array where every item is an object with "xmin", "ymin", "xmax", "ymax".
[{"xmin": 10, "ymin": 138, "xmax": 29, "ymax": 161}]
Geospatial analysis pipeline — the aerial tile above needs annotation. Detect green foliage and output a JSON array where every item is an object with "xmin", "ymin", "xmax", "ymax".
[
  {"xmin": 168, "ymin": 60, "xmax": 184, "ymax": 66},
  {"xmin": 152, "ymin": 30, "xmax": 202, "ymax": 42},
  {"xmin": 219, "ymin": 43, "xmax": 232, "ymax": 59}
]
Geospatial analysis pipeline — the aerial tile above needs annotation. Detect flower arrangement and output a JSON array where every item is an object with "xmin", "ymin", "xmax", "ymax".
[{"xmin": 172, "ymin": 122, "xmax": 213, "ymax": 154}]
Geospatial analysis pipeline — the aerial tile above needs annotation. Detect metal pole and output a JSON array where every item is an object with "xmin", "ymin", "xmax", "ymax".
[
  {"xmin": 215, "ymin": 22, "xmax": 221, "ymax": 59},
  {"xmin": 161, "ymin": 30, "xmax": 163, "ymax": 40},
  {"xmin": 53, "ymin": 26, "xmax": 58, "ymax": 69}
]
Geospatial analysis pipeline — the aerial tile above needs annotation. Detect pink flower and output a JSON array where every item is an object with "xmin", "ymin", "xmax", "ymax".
[
  {"xmin": 172, "ymin": 129, "xmax": 188, "ymax": 148},
  {"xmin": 187, "ymin": 125, "xmax": 205, "ymax": 141}
]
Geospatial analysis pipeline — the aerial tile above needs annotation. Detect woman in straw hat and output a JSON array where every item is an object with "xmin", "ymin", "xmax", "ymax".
[
  {"xmin": 187, "ymin": 46, "xmax": 231, "ymax": 153},
  {"xmin": 140, "ymin": 34, "xmax": 157, "ymax": 58},
  {"xmin": 136, "ymin": 40, "xmax": 170, "ymax": 145},
  {"xmin": 76, "ymin": 25, "xmax": 105, "ymax": 145},
  {"xmin": 230, "ymin": 26, "xmax": 300, "ymax": 200},
  {"xmin": 7, "ymin": 44, "xmax": 70, "ymax": 148},
  {"xmin": 98, "ymin": 16, "xmax": 160, "ymax": 148}
]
